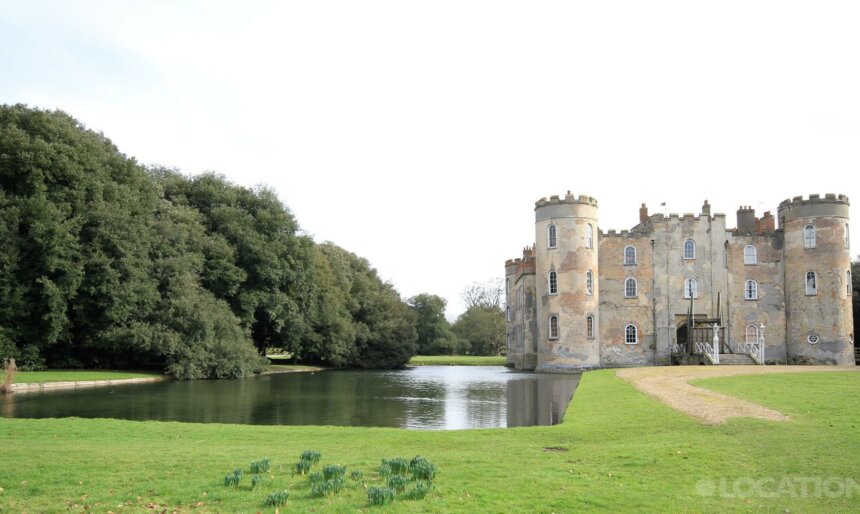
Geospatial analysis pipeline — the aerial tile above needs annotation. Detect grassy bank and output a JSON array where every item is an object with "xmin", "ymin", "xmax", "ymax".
[
  {"xmin": 1, "ymin": 370, "xmax": 858, "ymax": 512},
  {"xmin": 408, "ymin": 355, "xmax": 506, "ymax": 366},
  {"xmin": 10, "ymin": 370, "xmax": 162, "ymax": 384}
]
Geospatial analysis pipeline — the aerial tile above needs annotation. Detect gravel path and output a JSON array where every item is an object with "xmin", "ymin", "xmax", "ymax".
[{"xmin": 615, "ymin": 365, "xmax": 857, "ymax": 425}]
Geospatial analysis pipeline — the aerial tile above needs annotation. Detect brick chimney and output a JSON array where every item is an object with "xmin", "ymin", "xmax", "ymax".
[
  {"xmin": 639, "ymin": 203, "xmax": 649, "ymax": 224},
  {"xmin": 701, "ymin": 200, "xmax": 711, "ymax": 217}
]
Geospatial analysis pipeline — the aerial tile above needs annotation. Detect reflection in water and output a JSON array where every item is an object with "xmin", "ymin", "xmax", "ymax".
[{"xmin": 2, "ymin": 366, "xmax": 579, "ymax": 430}]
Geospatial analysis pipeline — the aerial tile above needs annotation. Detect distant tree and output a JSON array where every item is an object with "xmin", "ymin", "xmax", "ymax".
[
  {"xmin": 408, "ymin": 294, "xmax": 457, "ymax": 355},
  {"xmin": 462, "ymin": 280, "xmax": 504, "ymax": 310},
  {"xmin": 453, "ymin": 280, "xmax": 506, "ymax": 356}
]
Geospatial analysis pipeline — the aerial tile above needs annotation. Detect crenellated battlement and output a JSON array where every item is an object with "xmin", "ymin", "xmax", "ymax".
[
  {"xmin": 778, "ymin": 193, "xmax": 849, "ymax": 209},
  {"xmin": 778, "ymin": 193, "xmax": 850, "ymax": 224},
  {"xmin": 535, "ymin": 192, "xmax": 598, "ymax": 208}
]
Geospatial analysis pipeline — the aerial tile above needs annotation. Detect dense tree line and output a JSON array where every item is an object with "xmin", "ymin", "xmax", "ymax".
[{"xmin": 0, "ymin": 105, "xmax": 418, "ymax": 377}]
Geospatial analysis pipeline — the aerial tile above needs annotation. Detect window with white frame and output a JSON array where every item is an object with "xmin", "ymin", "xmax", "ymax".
[
  {"xmin": 745, "ymin": 280, "xmax": 758, "ymax": 300},
  {"xmin": 548, "ymin": 224, "xmax": 557, "ymax": 249},
  {"xmin": 586, "ymin": 224, "xmax": 594, "ymax": 249},
  {"xmin": 846, "ymin": 223, "xmax": 850, "ymax": 249},
  {"xmin": 586, "ymin": 270, "xmax": 594, "ymax": 296},
  {"xmin": 586, "ymin": 315, "xmax": 594, "ymax": 339},
  {"xmin": 548, "ymin": 271, "xmax": 558, "ymax": 295},
  {"xmin": 684, "ymin": 278, "xmax": 698, "ymax": 299},
  {"xmin": 624, "ymin": 245, "xmax": 636, "ymax": 265},
  {"xmin": 848, "ymin": 270, "xmax": 852, "ymax": 296},
  {"xmin": 744, "ymin": 245, "xmax": 757, "ymax": 265},
  {"xmin": 745, "ymin": 324, "xmax": 759, "ymax": 344},
  {"xmin": 803, "ymin": 224, "xmax": 816, "ymax": 248},
  {"xmin": 805, "ymin": 271, "xmax": 817, "ymax": 295},
  {"xmin": 625, "ymin": 324, "xmax": 638, "ymax": 344},
  {"xmin": 549, "ymin": 315, "xmax": 559, "ymax": 339},
  {"xmin": 506, "ymin": 278, "xmax": 510, "ymax": 294},
  {"xmin": 624, "ymin": 277, "xmax": 637, "ymax": 298},
  {"xmin": 683, "ymin": 239, "xmax": 696, "ymax": 259}
]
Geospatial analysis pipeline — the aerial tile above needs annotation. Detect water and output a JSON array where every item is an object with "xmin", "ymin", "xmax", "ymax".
[{"xmin": 1, "ymin": 366, "xmax": 579, "ymax": 430}]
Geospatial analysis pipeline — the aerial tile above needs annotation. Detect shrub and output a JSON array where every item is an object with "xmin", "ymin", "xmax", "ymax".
[
  {"xmin": 249, "ymin": 458, "xmax": 270, "ymax": 474},
  {"xmin": 264, "ymin": 490, "xmax": 290, "ymax": 507},
  {"xmin": 367, "ymin": 486, "xmax": 395, "ymax": 506}
]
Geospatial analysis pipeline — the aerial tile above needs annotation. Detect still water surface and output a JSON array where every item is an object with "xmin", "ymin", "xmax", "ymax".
[{"xmin": 2, "ymin": 366, "xmax": 579, "ymax": 430}]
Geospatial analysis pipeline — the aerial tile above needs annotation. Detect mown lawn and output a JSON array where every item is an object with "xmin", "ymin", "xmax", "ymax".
[
  {"xmin": 408, "ymin": 355, "xmax": 507, "ymax": 366},
  {"xmin": 10, "ymin": 370, "xmax": 162, "ymax": 384},
  {"xmin": 1, "ymin": 369, "xmax": 857, "ymax": 512}
]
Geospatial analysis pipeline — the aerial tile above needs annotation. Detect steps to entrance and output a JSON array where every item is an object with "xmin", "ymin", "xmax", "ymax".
[{"xmin": 717, "ymin": 353, "xmax": 756, "ymax": 365}]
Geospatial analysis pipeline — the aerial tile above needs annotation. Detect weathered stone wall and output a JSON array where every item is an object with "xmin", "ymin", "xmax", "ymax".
[
  {"xmin": 597, "ymin": 232, "xmax": 655, "ymax": 366},
  {"xmin": 780, "ymin": 195, "xmax": 853, "ymax": 365},
  {"xmin": 726, "ymin": 234, "xmax": 787, "ymax": 363},
  {"xmin": 534, "ymin": 194, "xmax": 600, "ymax": 371}
]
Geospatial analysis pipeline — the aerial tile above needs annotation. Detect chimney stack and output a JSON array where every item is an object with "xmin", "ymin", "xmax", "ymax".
[{"xmin": 639, "ymin": 203, "xmax": 649, "ymax": 224}]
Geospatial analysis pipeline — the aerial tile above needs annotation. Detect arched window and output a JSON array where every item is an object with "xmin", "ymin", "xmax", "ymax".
[
  {"xmin": 803, "ymin": 224, "xmax": 816, "ymax": 248},
  {"xmin": 625, "ymin": 324, "xmax": 638, "ymax": 344},
  {"xmin": 684, "ymin": 278, "xmax": 698, "ymax": 299},
  {"xmin": 848, "ymin": 270, "xmax": 852, "ymax": 296},
  {"xmin": 745, "ymin": 280, "xmax": 758, "ymax": 300},
  {"xmin": 846, "ymin": 223, "xmax": 850, "ymax": 249},
  {"xmin": 624, "ymin": 245, "xmax": 636, "ymax": 265},
  {"xmin": 683, "ymin": 239, "xmax": 696, "ymax": 259},
  {"xmin": 745, "ymin": 324, "xmax": 759, "ymax": 344},
  {"xmin": 586, "ymin": 224, "xmax": 594, "ymax": 249},
  {"xmin": 805, "ymin": 271, "xmax": 817, "ymax": 295},
  {"xmin": 744, "ymin": 245, "xmax": 757, "ymax": 265},
  {"xmin": 548, "ymin": 315, "xmax": 559, "ymax": 339},
  {"xmin": 624, "ymin": 277, "xmax": 637, "ymax": 298},
  {"xmin": 586, "ymin": 270, "xmax": 594, "ymax": 296},
  {"xmin": 586, "ymin": 315, "xmax": 594, "ymax": 339},
  {"xmin": 547, "ymin": 224, "xmax": 557, "ymax": 249},
  {"xmin": 548, "ymin": 271, "xmax": 558, "ymax": 295},
  {"xmin": 506, "ymin": 307, "xmax": 511, "ymax": 321},
  {"xmin": 506, "ymin": 278, "xmax": 510, "ymax": 294}
]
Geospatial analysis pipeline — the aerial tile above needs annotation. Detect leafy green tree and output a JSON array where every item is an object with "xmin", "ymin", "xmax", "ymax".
[
  {"xmin": 408, "ymin": 294, "xmax": 457, "ymax": 355},
  {"xmin": 452, "ymin": 280, "xmax": 506, "ymax": 355}
]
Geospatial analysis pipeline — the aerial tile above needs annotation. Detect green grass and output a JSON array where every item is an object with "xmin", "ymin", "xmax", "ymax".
[
  {"xmin": 11, "ymin": 370, "xmax": 162, "ymax": 384},
  {"xmin": 1, "ymin": 369, "xmax": 858, "ymax": 512},
  {"xmin": 408, "ymin": 355, "xmax": 507, "ymax": 366}
]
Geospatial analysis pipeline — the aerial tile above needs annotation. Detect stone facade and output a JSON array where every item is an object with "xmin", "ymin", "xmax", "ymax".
[{"xmin": 505, "ymin": 193, "xmax": 855, "ymax": 371}]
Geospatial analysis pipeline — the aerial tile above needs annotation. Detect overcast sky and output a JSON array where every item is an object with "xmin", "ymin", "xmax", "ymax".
[{"xmin": 2, "ymin": 1, "xmax": 858, "ymax": 318}]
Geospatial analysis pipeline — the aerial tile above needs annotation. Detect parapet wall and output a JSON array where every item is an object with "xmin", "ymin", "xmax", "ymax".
[{"xmin": 778, "ymin": 194, "xmax": 850, "ymax": 225}]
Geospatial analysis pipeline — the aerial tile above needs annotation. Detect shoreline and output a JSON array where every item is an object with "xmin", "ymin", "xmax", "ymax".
[{"xmin": 8, "ymin": 376, "xmax": 170, "ymax": 394}]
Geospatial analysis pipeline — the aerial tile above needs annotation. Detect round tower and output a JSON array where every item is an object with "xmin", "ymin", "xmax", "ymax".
[
  {"xmin": 778, "ymin": 194, "xmax": 854, "ymax": 365},
  {"xmin": 534, "ymin": 192, "xmax": 600, "ymax": 371},
  {"xmin": 504, "ymin": 258, "xmax": 518, "ymax": 367}
]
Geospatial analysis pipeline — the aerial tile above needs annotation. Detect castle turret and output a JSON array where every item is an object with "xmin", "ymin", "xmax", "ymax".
[
  {"xmin": 534, "ymin": 192, "xmax": 600, "ymax": 371},
  {"xmin": 504, "ymin": 258, "xmax": 518, "ymax": 366},
  {"xmin": 778, "ymin": 194, "xmax": 854, "ymax": 365}
]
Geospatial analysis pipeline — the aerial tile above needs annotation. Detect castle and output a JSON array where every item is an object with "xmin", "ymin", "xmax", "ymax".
[{"xmin": 504, "ymin": 193, "xmax": 855, "ymax": 371}]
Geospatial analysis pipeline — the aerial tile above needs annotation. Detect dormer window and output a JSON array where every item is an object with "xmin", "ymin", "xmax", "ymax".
[
  {"xmin": 804, "ymin": 224, "xmax": 816, "ymax": 248},
  {"xmin": 683, "ymin": 239, "xmax": 696, "ymax": 260},
  {"xmin": 548, "ymin": 224, "xmax": 557, "ymax": 249}
]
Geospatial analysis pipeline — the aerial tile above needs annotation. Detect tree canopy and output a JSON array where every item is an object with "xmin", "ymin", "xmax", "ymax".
[{"xmin": 0, "ymin": 105, "xmax": 418, "ymax": 377}]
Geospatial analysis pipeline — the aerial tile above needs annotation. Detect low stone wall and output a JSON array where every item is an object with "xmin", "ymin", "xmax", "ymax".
[{"xmin": 9, "ymin": 376, "xmax": 168, "ymax": 394}]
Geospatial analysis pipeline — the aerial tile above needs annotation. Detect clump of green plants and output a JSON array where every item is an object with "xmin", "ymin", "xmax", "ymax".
[
  {"xmin": 223, "ymin": 468, "xmax": 243, "ymax": 487},
  {"xmin": 379, "ymin": 457, "xmax": 409, "ymax": 477},
  {"xmin": 367, "ymin": 486, "xmax": 396, "ymax": 506},
  {"xmin": 295, "ymin": 458, "xmax": 313, "ymax": 475},
  {"xmin": 300, "ymin": 450, "xmax": 321, "ymax": 464},
  {"xmin": 249, "ymin": 457, "xmax": 270, "ymax": 473},
  {"xmin": 404, "ymin": 481, "xmax": 432, "ymax": 500},
  {"xmin": 310, "ymin": 477, "xmax": 345, "ymax": 498},
  {"xmin": 349, "ymin": 469, "xmax": 364, "ymax": 481},
  {"xmin": 322, "ymin": 464, "xmax": 346, "ymax": 480},
  {"xmin": 387, "ymin": 475, "xmax": 409, "ymax": 493},
  {"xmin": 409, "ymin": 456, "xmax": 437, "ymax": 481},
  {"xmin": 251, "ymin": 474, "xmax": 262, "ymax": 490},
  {"xmin": 264, "ymin": 490, "xmax": 290, "ymax": 507},
  {"xmin": 307, "ymin": 471, "xmax": 324, "ymax": 485}
]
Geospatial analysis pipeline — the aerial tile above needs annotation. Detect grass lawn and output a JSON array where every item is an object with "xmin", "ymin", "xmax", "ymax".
[
  {"xmin": 408, "ymin": 355, "xmax": 507, "ymax": 366},
  {"xmin": 1, "ymin": 369, "xmax": 858, "ymax": 512},
  {"xmin": 9, "ymin": 370, "xmax": 162, "ymax": 384}
]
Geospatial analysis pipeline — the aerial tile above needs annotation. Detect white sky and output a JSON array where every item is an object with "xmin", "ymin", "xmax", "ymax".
[{"xmin": 2, "ymin": 1, "xmax": 858, "ymax": 319}]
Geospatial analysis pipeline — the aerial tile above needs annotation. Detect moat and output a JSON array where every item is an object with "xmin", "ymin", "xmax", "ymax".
[{"xmin": 1, "ymin": 366, "xmax": 579, "ymax": 430}]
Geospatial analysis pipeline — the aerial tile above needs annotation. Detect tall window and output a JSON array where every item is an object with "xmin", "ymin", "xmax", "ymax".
[
  {"xmin": 625, "ymin": 324, "xmax": 638, "ymax": 344},
  {"xmin": 548, "ymin": 224, "xmax": 557, "ymax": 249},
  {"xmin": 549, "ymin": 315, "xmax": 559, "ymax": 339},
  {"xmin": 745, "ymin": 280, "xmax": 758, "ymax": 300},
  {"xmin": 624, "ymin": 245, "xmax": 636, "ymax": 265},
  {"xmin": 684, "ymin": 239, "xmax": 696, "ymax": 259},
  {"xmin": 624, "ymin": 277, "xmax": 637, "ymax": 298},
  {"xmin": 506, "ymin": 278, "xmax": 510, "ymax": 294},
  {"xmin": 586, "ymin": 224, "xmax": 594, "ymax": 249},
  {"xmin": 548, "ymin": 271, "xmax": 558, "ymax": 295},
  {"xmin": 506, "ymin": 307, "xmax": 511, "ymax": 321},
  {"xmin": 586, "ymin": 315, "xmax": 594, "ymax": 339},
  {"xmin": 586, "ymin": 270, "xmax": 594, "ymax": 296},
  {"xmin": 684, "ymin": 278, "xmax": 698, "ymax": 299},
  {"xmin": 745, "ymin": 324, "xmax": 759, "ymax": 344},
  {"xmin": 803, "ymin": 224, "xmax": 816, "ymax": 248},
  {"xmin": 805, "ymin": 271, "xmax": 817, "ymax": 295},
  {"xmin": 848, "ymin": 270, "xmax": 852, "ymax": 296},
  {"xmin": 744, "ymin": 245, "xmax": 757, "ymax": 265},
  {"xmin": 846, "ymin": 223, "xmax": 850, "ymax": 249}
]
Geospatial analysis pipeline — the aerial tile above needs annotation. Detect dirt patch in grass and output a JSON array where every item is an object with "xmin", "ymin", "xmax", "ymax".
[{"xmin": 616, "ymin": 365, "xmax": 857, "ymax": 425}]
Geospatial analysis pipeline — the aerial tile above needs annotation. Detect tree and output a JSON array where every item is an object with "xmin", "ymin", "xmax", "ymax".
[
  {"xmin": 408, "ymin": 294, "xmax": 457, "ymax": 355},
  {"xmin": 453, "ymin": 280, "xmax": 506, "ymax": 356}
]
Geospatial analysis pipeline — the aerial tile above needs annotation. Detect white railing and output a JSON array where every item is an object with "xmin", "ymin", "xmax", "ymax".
[{"xmin": 731, "ymin": 324, "xmax": 765, "ymax": 364}]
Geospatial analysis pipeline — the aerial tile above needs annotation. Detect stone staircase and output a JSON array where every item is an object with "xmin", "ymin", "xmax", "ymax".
[{"xmin": 718, "ymin": 353, "xmax": 757, "ymax": 365}]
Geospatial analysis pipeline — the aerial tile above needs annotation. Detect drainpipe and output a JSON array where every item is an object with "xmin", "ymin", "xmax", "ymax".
[{"xmin": 651, "ymin": 238, "xmax": 657, "ymax": 365}]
